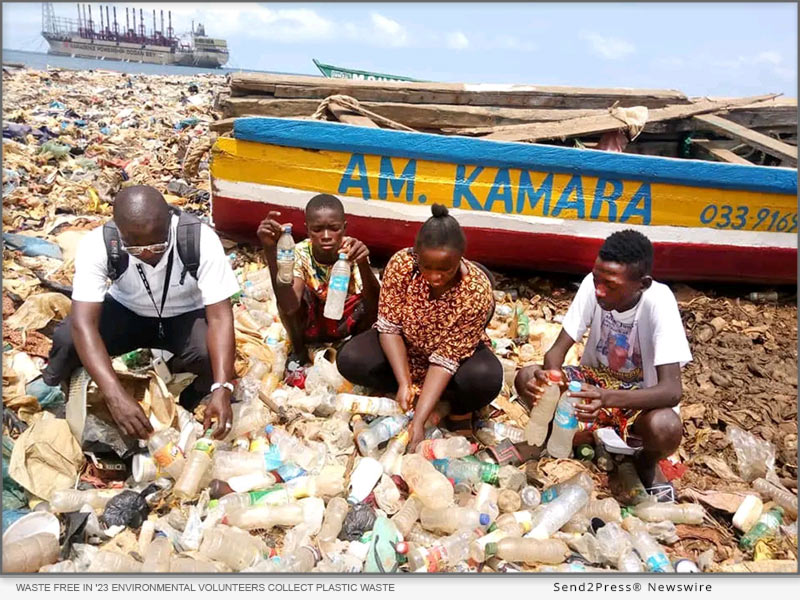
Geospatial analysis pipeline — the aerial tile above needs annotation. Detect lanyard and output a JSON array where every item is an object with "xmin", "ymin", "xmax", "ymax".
[{"xmin": 135, "ymin": 248, "xmax": 174, "ymax": 340}]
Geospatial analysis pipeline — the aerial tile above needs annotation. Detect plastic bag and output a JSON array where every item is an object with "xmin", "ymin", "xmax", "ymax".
[
  {"xmin": 2, "ymin": 233, "xmax": 63, "ymax": 259},
  {"xmin": 727, "ymin": 426, "xmax": 776, "ymax": 482},
  {"xmin": 339, "ymin": 503, "xmax": 375, "ymax": 541},
  {"xmin": 83, "ymin": 413, "xmax": 137, "ymax": 458},
  {"xmin": 102, "ymin": 490, "xmax": 150, "ymax": 528},
  {"xmin": 26, "ymin": 378, "xmax": 65, "ymax": 410}
]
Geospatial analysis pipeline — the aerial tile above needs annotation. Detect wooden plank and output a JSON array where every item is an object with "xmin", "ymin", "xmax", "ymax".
[
  {"xmin": 230, "ymin": 72, "xmax": 689, "ymax": 108},
  {"xmin": 219, "ymin": 95, "xmax": 608, "ymax": 127},
  {"xmin": 693, "ymin": 140, "xmax": 755, "ymax": 165},
  {"xmin": 326, "ymin": 103, "xmax": 379, "ymax": 128},
  {"xmin": 480, "ymin": 94, "xmax": 778, "ymax": 143},
  {"xmin": 693, "ymin": 113, "xmax": 797, "ymax": 166}
]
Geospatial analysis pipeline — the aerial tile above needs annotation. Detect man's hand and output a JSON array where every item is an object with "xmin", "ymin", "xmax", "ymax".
[
  {"xmin": 571, "ymin": 384, "xmax": 605, "ymax": 423},
  {"xmin": 341, "ymin": 237, "xmax": 369, "ymax": 265},
  {"xmin": 204, "ymin": 388, "xmax": 234, "ymax": 440},
  {"xmin": 396, "ymin": 382, "xmax": 415, "ymax": 413},
  {"xmin": 256, "ymin": 211, "xmax": 283, "ymax": 249},
  {"xmin": 407, "ymin": 418, "xmax": 426, "ymax": 453},
  {"xmin": 106, "ymin": 390, "xmax": 153, "ymax": 439}
]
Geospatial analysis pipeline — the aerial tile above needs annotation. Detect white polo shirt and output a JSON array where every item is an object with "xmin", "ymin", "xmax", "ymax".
[{"xmin": 72, "ymin": 214, "xmax": 240, "ymax": 317}]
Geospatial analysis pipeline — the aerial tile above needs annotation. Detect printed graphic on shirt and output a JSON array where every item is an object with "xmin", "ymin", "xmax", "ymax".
[{"xmin": 594, "ymin": 312, "xmax": 643, "ymax": 383}]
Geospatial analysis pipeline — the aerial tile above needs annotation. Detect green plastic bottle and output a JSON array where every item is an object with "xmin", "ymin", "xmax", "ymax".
[{"xmin": 739, "ymin": 506, "xmax": 783, "ymax": 550}]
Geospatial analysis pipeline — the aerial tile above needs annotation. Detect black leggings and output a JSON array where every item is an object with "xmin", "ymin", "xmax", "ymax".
[{"xmin": 336, "ymin": 328, "xmax": 503, "ymax": 414}]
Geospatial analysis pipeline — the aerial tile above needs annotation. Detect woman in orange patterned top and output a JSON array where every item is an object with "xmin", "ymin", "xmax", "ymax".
[{"xmin": 337, "ymin": 204, "xmax": 503, "ymax": 450}]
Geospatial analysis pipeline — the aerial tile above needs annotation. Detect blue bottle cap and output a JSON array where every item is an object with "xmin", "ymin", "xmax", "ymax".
[
  {"xmin": 568, "ymin": 381, "xmax": 582, "ymax": 393},
  {"xmin": 479, "ymin": 513, "xmax": 491, "ymax": 526},
  {"xmin": 338, "ymin": 252, "xmax": 348, "ymax": 260},
  {"xmin": 264, "ymin": 425, "xmax": 274, "ymax": 434}
]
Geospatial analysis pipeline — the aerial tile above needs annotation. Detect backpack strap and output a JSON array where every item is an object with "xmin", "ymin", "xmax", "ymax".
[
  {"xmin": 173, "ymin": 209, "xmax": 202, "ymax": 284},
  {"xmin": 102, "ymin": 220, "xmax": 128, "ymax": 281}
]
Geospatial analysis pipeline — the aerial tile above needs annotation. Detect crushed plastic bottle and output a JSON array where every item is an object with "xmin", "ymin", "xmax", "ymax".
[
  {"xmin": 415, "ymin": 436, "xmax": 476, "ymax": 460},
  {"xmin": 49, "ymin": 488, "xmax": 124, "ymax": 513},
  {"xmin": 380, "ymin": 431, "xmax": 409, "ymax": 475},
  {"xmin": 540, "ymin": 472, "xmax": 595, "ymax": 503},
  {"xmin": 752, "ymin": 478, "xmax": 798, "ymax": 518},
  {"xmin": 525, "ymin": 370, "xmax": 563, "ymax": 446},
  {"xmin": 595, "ymin": 522, "xmax": 643, "ymax": 572},
  {"xmin": 318, "ymin": 497, "xmax": 350, "ymax": 543},
  {"xmin": 223, "ymin": 502, "xmax": 305, "ymax": 530},
  {"xmin": 142, "ymin": 535, "xmax": 173, "ymax": 573},
  {"xmin": 629, "ymin": 527, "xmax": 675, "ymax": 573}
]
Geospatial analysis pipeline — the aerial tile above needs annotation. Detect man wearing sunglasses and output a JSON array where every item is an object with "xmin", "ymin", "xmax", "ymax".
[{"xmin": 42, "ymin": 186, "xmax": 239, "ymax": 440}]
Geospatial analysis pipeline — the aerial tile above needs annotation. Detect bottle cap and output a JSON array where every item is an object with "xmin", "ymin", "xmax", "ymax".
[
  {"xmin": 548, "ymin": 370, "xmax": 563, "ymax": 383},
  {"xmin": 479, "ymin": 513, "xmax": 490, "ymax": 526},
  {"xmin": 283, "ymin": 224, "xmax": 292, "ymax": 233},
  {"xmin": 470, "ymin": 443, "xmax": 479, "ymax": 454},
  {"xmin": 264, "ymin": 425, "xmax": 274, "ymax": 434},
  {"xmin": 568, "ymin": 381, "xmax": 582, "ymax": 393},
  {"xmin": 338, "ymin": 252, "xmax": 348, "ymax": 260},
  {"xmin": 395, "ymin": 541, "xmax": 409, "ymax": 555},
  {"xmin": 484, "ymin": 542, "xmax": 498, "ymax": 557}
]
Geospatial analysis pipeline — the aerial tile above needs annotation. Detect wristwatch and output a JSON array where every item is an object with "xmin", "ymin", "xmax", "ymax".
[{"xmin": 210, "ymin": 382, "xmax": 235, "ymax": 394}]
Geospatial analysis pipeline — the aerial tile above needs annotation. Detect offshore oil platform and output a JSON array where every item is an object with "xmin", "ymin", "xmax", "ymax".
[{"xmin": 41, "ymin": 3, "xmax": 229, "ymax": 68}]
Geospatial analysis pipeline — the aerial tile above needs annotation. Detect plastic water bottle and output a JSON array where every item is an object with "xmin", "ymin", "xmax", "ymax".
[
  {"xmin": 406, "ymin": 529, "xmax": 476, "ymax": 572},
  {"xmin": 49, "ymin": 488, "xmax": 124, "ymax": 513},
  {"xmin": 224, "ymin": 502, "xmax": 305, "ymax": 530},
  {"xmin": 390, "ymin": 495, "xmax": 423, "ymax": 537},
  {"xmin": 357, "ymin": 414, "xmax": 411, "ymax": 455},
  {"xmin": 739, "ymin": 506, "xmax": 784, "ymax": 550},
  {"xmin": 276, "ymin": 225, "xmax": 295, "ymax": 285},
  {"xmin": 198, "ymin": 525, "xmax": 268, "ymax": 571},
  {"xmin": 142, "ymin": 535, "xmax": 173, "ymax": 573},
  {"xmin": 432, "ymin": 457, "xmax": 499, "ymax": 485},
  {"xmin": 323, "ymin": 252, "xmax": 351, "ymax": 320},
  {"xmin": 527, "ymin": 484, "xmax": 589, "ymax": 540},
  {"xmin": 546, "ymin": 381, "xmax": 582, "ymax": 458},
  {"xmin": 472, "ymin": 483, "xmax": 500, "ymax": 521},
  {"xmin": 477, "ymin": 420, "xmax": 525, "ymax": 444},
  {"xmin": 380, "ymin": 431, "xmax": 409, "ymax": 474},
  {"xmin": 266, "ymin": 425, "xmax": 325, "ymax": 473},
  {"xmin": 632, "ymin": 501, "xmax": 705, "ymax": 525},
  {"xmin": 752, "ymin": 478, "xmax": 798, "ymax": 518},
  {"xmin": 630, "ymin": 528, "xmax": 675, "ymax": 572},
  {"xmin": 540, "ymin": 472, "xmax": 595, "ymax": 503},
  {"xmin": 211, "ymin": 448, "xmax": 281, "ymax": 482},
  {"xmin": 401, "ymin": 454, "xmax": 454, "ymax": 510},
  {"xmin": 174, "ymin": 431, "xmax": 215, "ymax": 500},
  {"xmin": 469, "ymin": 528, "xmax": 509, "ymax": 562},
  {"xmin": 415, "ymin": 436, "xmax": 476, "ymax": 460},
  {"xmin": 496, "ymin": 510, "xmax": 536, "ymax": 537},
  {"xmin": 406, "ymin": 524, "xmax": 441, "ymax": 546},
  {"xmin": 494, "ymin": 537, "xmax": 569, "ymax": 565},
  {"xmin": 88, "ymin": 551, "xmax": 142, "ymax": 573},
  {"xmin": 595, "ymin": 522, "xmax": 643, "ymax": 572},
  {"xmin": 520, "ymin": 486, "xmax": 541, "ymax": 510},
  {"xmin": 525, "ymin": 370, "xmax": 563, "ymax": 446},
  {"xmin": 348, "ymin": 457, "xmax": 384, "ymax": 503},
  {"xmin": 318, "ymin": 497, "xmax": 350, "ymax": 543},
  {"xmin": 334, "ymin": 393, "xmax": 403, "ymax": 416},
  {"xmin": 147, "ymin": 428, "xmax": 186, "ymax": 480},
  {"xmin": 2, "ymin": 533, "xmax": 59, "ymax": 573},
  {"xmin": 420, "ymin": 506, "xmax": 490, "ymax": 534},
  {"xmin": 169, "ymin": 556, "xmax": 227, "ymax": 573},
  {"xmin": 270, "ymin": 546, "xmax": 321, "ymax": 573}
]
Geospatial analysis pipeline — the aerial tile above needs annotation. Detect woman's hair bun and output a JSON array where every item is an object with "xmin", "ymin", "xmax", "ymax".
[{"xmin": 430, "ymin": 203, "xmax": 449, "ymax": 218}]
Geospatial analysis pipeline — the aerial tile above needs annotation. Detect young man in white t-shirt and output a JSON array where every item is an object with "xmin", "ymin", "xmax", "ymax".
[
  {"xmin": 41, "ymin": 186, "xmax": 240, "ymax": 440},
  {"xmin": 515, "ymin": 230, "xmax": 692, "ymax": 488}
]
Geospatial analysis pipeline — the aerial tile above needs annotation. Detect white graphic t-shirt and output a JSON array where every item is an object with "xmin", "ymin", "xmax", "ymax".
[{"xmin": 561, "ymin": 274, "xmax": 692, "ymax": 388}]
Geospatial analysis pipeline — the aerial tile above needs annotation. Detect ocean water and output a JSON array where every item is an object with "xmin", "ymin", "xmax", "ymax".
[{"xmin": 2, "ymin": 48, "xmax": 308, "ymax": 78}]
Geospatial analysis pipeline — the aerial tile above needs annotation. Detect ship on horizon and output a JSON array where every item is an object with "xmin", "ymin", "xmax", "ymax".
[{"xmin": 41, "ymin": 3, "xmax": 229, "ymax": 69}]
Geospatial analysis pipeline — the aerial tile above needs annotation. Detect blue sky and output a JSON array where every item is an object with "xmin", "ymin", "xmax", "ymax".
[{"xmin": 3, "ymin": 2, "xmax": 796, "ymax": 96}]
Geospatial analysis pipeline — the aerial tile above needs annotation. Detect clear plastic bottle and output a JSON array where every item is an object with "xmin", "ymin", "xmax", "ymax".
[
  {"xmin": 494, "ymin": 537, "xmax": 569, "ymax": 565},
  {"xmin": 276, "ymin": 546, "xmax": 321, "ymax": 572},
  {"xmin": 406, "ymin": 523, "xmax": 441, "ymax": 546},
  {"xmin": 406, "ymin": 529, "xmax": 476, "ymax": 572},
  {"xmin": 630, "ymin": 528, "xmax": 675, "ymax": 572},
  {"xmin": 88, "ymin": 551, "xmax": 142, "ymax": 573},
  {"xmin": 432, "ymin": 457, "xmax": 499, "ymax": 486},
  {"xmin": 477, "ymin": 420, "xmax": 525, "ymax": 444},
  {"xmin": 740, "ymin": 506, "xmax": 784, "ymax": 550},
  {"xmin": 39, "ymin": 560, "xmax": 77, "ymax": 573},
  {"xmin": 318, "ymin": 497, "xmax": 350, "ymax": 543},
  {"xmin": 401, "ymin": 454, "xmax": 455, "ymax": 510},
  {"xmin": 596, "ymin": 522, "xmax": 643, "ymax": 572},
  {"xmin": 546, "ymin": 381, "xmax": 582, "ymax": 458},
  {"xmin": 391, "ymin": 495, "xmax": 423, "ymax": 537},
  {"xmin": 520, "ymin": 486, "xmax": 541, "ymax": 510},
  {"xmin": 174, "ymin": 432, "xmax": 215, "ymax": 500},
  {"xmin": 2, "ymin": 532, "xmax": 59, "ymax": 573},
  {"xmin": 540, "ymin": 472, "xmax": 595, "ymax": 503},
  {"xmin": 211, "ymin": 449, "xmax": 279, "ymax": 482},
  {"xmin": 632, "ymin": 501, "xmax": 705, "ymax": 525},
  {"xmin": 525, "ymin": 369, "xmax": 563, "ymax": 446},
  {"xmin": 142, "ymin": 535, "xmax": 173, "ymax": 572},
  {"xmin": 323, "ymin": 252, "xmax": 351, "ymax": 320},
  {"xmin": 224, "ymin": 502, "xmax": 305, "ymax": 530},
  {"xmin": 613, "ymin": 461, "xmax": 649, "ymax": 505},
  {"xmin": 198, "ymin": 525, "xmax": 267, "ymax": 571},
  {"xmin": 416, "ymin": 436, "xmax": 476, "ymax": 460},
  {"xmin": 357, "ymin": 414, "xmax": 411, "ymax": 455},
  {"xmin": 334, "ymin": 393, "xmax": 403, "ymax": 416},
  {"xmin": 227, "ymin": 402, "xmax": 271, "ymax": 441},
  {"xmin": 380, "ymin": 431, "xmax": 409, "ymax": 474},
  {"xmin": 170, "ymin": 556, "xmax": 227, "ymax": 573},
  {"xmin": 241, "ymin": 295, "xmax": 274, "ymax": 327},
  {"xmin": 266, "ymin": 425, "xmax": 325, "ymax": 472},
  {"xmin": 496, "ymin": 510, "xmax": 536, "ymax": 537},
  {"xmin": 420, "ymin": 506, "xmax": 490, "ymax": 534},
  {"xmin": 528, "ymin": 484, "xmax": 589, "ymax": 540},
  {"xmin": 147, "ymin": 428, "xmax": 186, "ymax": 480},
  {"xmin": 472, "ymin": 483, "xmax": 500, "ymax": 521},
  {"xmin": 752, "ymin": 478, "xmax": 798, "ymax": 518},
  {"xmin": 138, "ymin": 520, "xmax": 156, "ymax": 556},
  {"xmin": 49, "ymin": 488, "xmax": 125, "ymax": 513},
  {"xmin": 276, "ymin": 225, "xmax": 296, "ymax": 285},
  {"xmin": 266, "ymin": 335, "xmax": 287, "ymax": 379},
  {"xmin": 469, "ymin": 528, "xmax": 509, "ymax": 562}
]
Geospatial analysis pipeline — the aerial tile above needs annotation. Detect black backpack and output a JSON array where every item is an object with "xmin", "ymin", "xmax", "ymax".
[{"xmin": 102, "ymin": 208, "xmax": 202, "ymax": 284}]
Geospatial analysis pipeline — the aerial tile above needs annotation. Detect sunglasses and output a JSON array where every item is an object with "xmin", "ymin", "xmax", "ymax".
[{"xmin": 121, "ymin": 227, "xmax": 171, "ymax": 257}]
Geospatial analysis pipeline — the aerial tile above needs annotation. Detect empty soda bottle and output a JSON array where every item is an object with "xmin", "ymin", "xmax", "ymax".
[
  {"xmin": 147, "ymin": 428, "xmax": 186, "ymax": 480},
  {"xmin": 173, "ymin": 430, "xmax": 216, "ymax": 500},
  {"xmin": 469, "ymin": 527, "xmax": 509, "ymax": 563},
  {"xmin": 752, "ymin": 478, "xmax": 797, "ymax": 518},
  {"xmin": 49, "ymin": 488, "xmax": 125, "ymax": 513},
  {"xmin": 525, "ymin": 370, "xmax": 563, "ymax": 446},
  {"xmin": 432, "ymin": 457, "xmax": 499, "ymax": 486},
  {"xmin": 406, "ymin": 529, "xmax": 477, "ymax": 572},
  {"xmin": 740, "ymin": 506, "xmax": 784, "ymax": 550},
  {"xmin": 630, "ymin": 527, "xmax": 674, "ymax": 573},
  {"xmin": 199, "ymin": 525, "xmax": 269, "ymax": 571},
  {"xmin": 224, "ymin": 502, "xmax": 305, "ymax": 531}
]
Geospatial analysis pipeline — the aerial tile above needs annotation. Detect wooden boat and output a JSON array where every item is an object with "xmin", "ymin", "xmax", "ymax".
[
  {"xmin": 210, "ymin": 117, "xmax": 797, "ymax": 284},
  {"xmin": 312, "ymin": 59, "xmax": 419, "ymax": 82}
]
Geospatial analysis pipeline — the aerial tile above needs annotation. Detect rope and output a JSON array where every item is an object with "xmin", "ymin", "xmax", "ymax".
[
  {"xmin": 182, "ymin": 136, "xmax": 214, "ymax": 179},
  {"xmin": 311, "ymin": 95, "xmax": 416, "ymax": 132}
]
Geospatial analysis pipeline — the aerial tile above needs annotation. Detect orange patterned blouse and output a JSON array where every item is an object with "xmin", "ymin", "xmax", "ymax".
[{"xmin": 375, "ymin": 248, "xmax": 493, "ymax": 384}]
